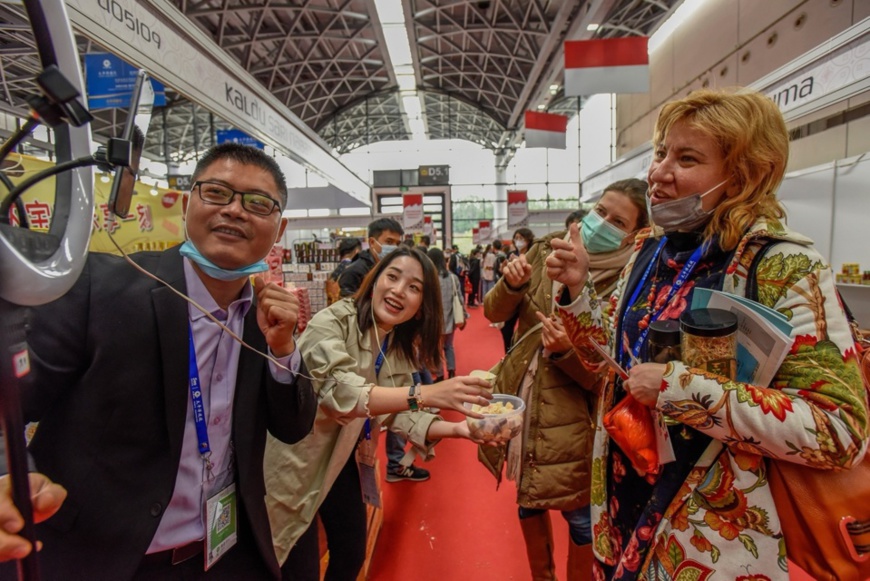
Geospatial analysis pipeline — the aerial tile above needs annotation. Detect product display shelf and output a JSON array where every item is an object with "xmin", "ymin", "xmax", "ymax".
[{"xmin": 283, "ymin": 261, "xmax": 339, "ymax": 316}]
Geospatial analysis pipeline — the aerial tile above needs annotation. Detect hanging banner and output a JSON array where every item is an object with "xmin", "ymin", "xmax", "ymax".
[
  {"xmin": 403, "ymin": 193, "xmax": 424, "ymax": 233},
  {"xmin": 507, "ymin": 190, "xmax": 529, "ymax": 228},
  {"xmin": 423, "ymin": 215, "xmax": 433, "ymax": 236},
  {"xmin": 478, "ymin": 220, "xmax": 491, "ymax": 243},
  {"xmin": 4, "ymin": 153, "xmax": 183, "ymax": 255},
  {"xmin": 472, "ymin": 228, "xmax": 480, "ymax": 246}
]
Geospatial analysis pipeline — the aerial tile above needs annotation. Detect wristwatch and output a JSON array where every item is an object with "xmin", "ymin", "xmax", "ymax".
[{"xmin": 407, "ymin": 384, "xmax": 419, "ymax": 411}]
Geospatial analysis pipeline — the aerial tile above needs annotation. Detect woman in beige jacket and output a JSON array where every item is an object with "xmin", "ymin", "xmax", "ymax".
[
  {"xmin": 265, "ymin": 246, "xmax": 492, "ymax": 581},
  {"xmin": 482, "ymin": 179, "xmax": 647, "ymax": 581}
]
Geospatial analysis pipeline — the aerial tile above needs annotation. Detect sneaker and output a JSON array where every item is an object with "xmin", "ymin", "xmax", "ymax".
[{"xmin": 386, "ymin": 465, "xmax": 431, "ymax": 483}]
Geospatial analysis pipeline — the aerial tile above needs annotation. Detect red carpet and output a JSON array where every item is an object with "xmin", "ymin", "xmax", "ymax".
[
  {"xmin": 366, "ymin": 304, "xmax": 815, "ymax": 581},
  {"xmin": 368, "ymin": 306, "xmax": 571, "ymax": 580}
]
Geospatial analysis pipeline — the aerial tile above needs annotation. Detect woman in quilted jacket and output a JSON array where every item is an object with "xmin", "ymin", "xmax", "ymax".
[
  {"xmin": 481, "ymin": 179, "xmax": 647, "ymax": 581},
  {"xmin": 545, "ymin": 88, "xmax": 868, "ymax": 580}
]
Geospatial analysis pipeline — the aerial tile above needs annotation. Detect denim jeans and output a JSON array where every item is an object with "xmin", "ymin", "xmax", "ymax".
[
  {"xmin": 518, "ymin": 505, "xmax": 592, "ymax": 546},
  {"xmin": 481, "ymin": 278, "xmax": 495, "ymax": 299},
  {"xmin": 386, "ymin": 431, "xmax": 407, "ymax": 473},
  {"xmin": 442, "ymin": 332, "xmax": 455, "ymax": 372}
]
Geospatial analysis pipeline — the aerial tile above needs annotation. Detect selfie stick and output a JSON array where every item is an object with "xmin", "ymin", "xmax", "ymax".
[{"xmin": 0, "ymin": 1, "xmax": 95, "ymax": 579}]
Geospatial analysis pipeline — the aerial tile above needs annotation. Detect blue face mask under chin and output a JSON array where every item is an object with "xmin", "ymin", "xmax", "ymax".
[{"xmin": 179, "ymin": 240, "xmax": 269, "ymax": 281}]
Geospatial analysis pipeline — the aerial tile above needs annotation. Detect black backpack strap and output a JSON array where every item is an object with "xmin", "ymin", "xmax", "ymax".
[{"xmin": 745, "ymin": 239, "xmax": 779, "ymax": 303}]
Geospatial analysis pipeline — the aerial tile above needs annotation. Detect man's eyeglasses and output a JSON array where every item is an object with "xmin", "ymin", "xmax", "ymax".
[{"xmin": 193, "ymin": 181, "xmax": 281, "ymax": 216}]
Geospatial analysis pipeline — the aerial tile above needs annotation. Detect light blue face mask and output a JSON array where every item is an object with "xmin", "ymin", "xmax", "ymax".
[
  {"xmin": 372, "ymin": 239, "xmax": 398, "ymax": 259},
  {"xmin": 580, "ymin": 211, "xmax": 629, "ymax": 254},
  {"xmin": 179, "ymin": 240, "xmax": 269, "ymax": 281}
]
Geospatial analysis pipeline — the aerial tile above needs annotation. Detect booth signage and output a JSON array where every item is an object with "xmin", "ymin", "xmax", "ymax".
[
  {"xmin": 85, "ymin": 52, "xmax": 166, "ymax": 109},
  {"xmin": 167, "ymin": 175, "xmax": 192, "ymax": 190},
  {"xmin": 418, "ymin": 165, "xmax": 449, "ymax": 186},
  {"xmin": 216, "ymin": 128, "xmax": 264, "ymax": 149},
  {"xmin": 66, "ymin": 0, "xmax": 370, "ymax": 206}
]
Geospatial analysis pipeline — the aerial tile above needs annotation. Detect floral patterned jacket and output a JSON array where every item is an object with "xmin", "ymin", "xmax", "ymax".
[{"xmin": 556, "ymin": 218, "xmax": 869, "ymax": 580}]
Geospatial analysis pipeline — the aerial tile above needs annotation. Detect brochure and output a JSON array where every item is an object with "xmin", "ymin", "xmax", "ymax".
[{"xmin": 690, "ymin": 289, "xmax": 794, "ymax": 386}]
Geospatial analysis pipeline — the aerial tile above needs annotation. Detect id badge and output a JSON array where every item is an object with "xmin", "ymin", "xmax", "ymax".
[
  {"xmin": 203, "ymin": 472, "xmax": 237, "ymax": 570},
  {"xmin": 356, "ymin": 433, "xmax": 381, "ymax": 509},
  {"xmin": 652, "ymin": 410, "xmax": 676, "ymax": 465}
]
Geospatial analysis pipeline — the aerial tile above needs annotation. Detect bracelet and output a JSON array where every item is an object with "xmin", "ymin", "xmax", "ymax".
[
  {"xmin": 407, "ymin": 384, "xmax": 419, "ymax": 411},
  {"xmin": 415, "ymin": 383, "xmax": 425, "ymax": 409}
]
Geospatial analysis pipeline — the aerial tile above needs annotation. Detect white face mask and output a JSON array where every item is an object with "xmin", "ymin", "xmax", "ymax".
[
  {"xmin": 513, "ymin": 239, "xmax": 526, "ymax": 252},
  {"xmin": 648, "ymin": 178, "xmax": 729, "ymax": 233}
]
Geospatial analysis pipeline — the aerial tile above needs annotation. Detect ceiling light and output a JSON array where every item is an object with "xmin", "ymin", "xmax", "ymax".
[
  {"xmin": 308, "ymin": 208, "xmax": 330, "ymax": 217},
  {"xmin": 340, "ymin": 207, "xmax": 372, "ymax": 216},
  {"xmin": 149, "ymin": 188, "xmax": 159, "ymax": 196},
  {"xmin": 100, "ymin": 174, "xmax": 110, "ymax": 183},
  {"xmin": 586, "ymin": 23, "xmax": 599, "ymax": 31},
  {"xmin": 537, "ymin": 104, "xmax": 547, "ymax": 110}
]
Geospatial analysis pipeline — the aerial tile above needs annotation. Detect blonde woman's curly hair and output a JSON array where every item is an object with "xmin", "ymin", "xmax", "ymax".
[{"xmin": 652, "ymin": 89, "xmax": 788, "ymax": 251}]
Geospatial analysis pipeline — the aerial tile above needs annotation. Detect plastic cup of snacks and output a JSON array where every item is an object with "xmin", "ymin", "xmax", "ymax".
[
  {"xmin": 469, "ymin": 369, "xmax": 497, "ymax": 382},
  {"xmin": 464, "ymin": 394, "xmax": 525, "ymax": 444}
]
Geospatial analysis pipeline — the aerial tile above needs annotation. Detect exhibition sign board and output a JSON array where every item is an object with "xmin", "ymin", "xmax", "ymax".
[
  {"xmin": 85, "ymin": 52, "xmax": 166, "ymax": 109},
  {"xmin": 66, "ymin": 0, "xmax": 369, "ymax": 206}
]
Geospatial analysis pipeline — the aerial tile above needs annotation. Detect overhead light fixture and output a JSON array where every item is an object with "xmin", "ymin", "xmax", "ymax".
[
  {"xmin": 99, "ymin": 174, "xmax": 110, "ymax": 183},
  {"xmin": 537, "ymin": 104, "xmax": 547, "ymax": 110},
  {"xmin": 586, "ymin": 23, "xmax": 599, "ymax": 31},
  {"xmin": 340, "ymin": 207, "xmax": 372, "ymax": 216},
  {"xmin": 375, "ymin": 0, "xmax": 428, "ymax": 142},
  {"xmin": 308, "ymin": 208, "xmax": 331, "ymax": 217},
  {"xmin": 149, "ymin": 188, "xmax": 159, "ymax": 196}
]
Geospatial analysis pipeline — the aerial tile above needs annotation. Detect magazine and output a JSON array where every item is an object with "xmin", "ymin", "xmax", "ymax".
[{"xmin": 690, "ymin": 289, "xmax": 794, "ymax": 386}]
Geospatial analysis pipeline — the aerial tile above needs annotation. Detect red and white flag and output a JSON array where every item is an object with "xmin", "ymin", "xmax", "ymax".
[
  {"xmin": 564, "ymin": 36, "xmax": 649, "ymax": 96},
  {"xmin": 524, "ymin": 111, "xmax": 568, "ymax": 149}
]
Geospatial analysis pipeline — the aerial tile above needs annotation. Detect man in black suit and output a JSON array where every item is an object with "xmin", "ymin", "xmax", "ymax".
[{"xmin": 0, "ymin": 143, "xmax": 316, "ymax": 580}]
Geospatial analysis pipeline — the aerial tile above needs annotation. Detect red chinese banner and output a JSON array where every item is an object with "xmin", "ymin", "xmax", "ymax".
[
  {"xmin": 478, "ymin": 220, "xmax": 491, "ymax": 243},
  {"xmin": 403, "ymin": 193, "xmax": 424, "ymax": 233},
  {"xmin": 4, "ymin": 153, "xmax": 183, "ymax": 255},
  {"xmin": 507, "ymin": 190, "xmax": 529, "ymax": 228}
]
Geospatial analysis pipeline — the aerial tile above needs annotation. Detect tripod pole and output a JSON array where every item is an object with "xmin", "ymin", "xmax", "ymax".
[{"xmin": 0, "ymin": 299, "xmax": 40, "ymax": 580}]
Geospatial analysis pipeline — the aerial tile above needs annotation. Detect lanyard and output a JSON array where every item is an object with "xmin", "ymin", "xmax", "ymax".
[
  {"xmin": 188, "ymin": 325, "xmax": 213, "ymax": 476},
  {"xmin": 363, "ymin": 336, "xmax": 390, "ymax": 441},
  {"xmin": 619, "ymin": 237, "xmax": 705, "ymax": 367}
]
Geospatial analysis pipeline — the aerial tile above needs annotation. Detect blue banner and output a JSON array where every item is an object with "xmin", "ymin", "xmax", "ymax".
[
  {"xmin": 85, "ymin": 53, "xmax": 166, "ymax": 109},
  {"xmin": 216, "ymin": 128, "xmax": 264, "ymax": 149}
]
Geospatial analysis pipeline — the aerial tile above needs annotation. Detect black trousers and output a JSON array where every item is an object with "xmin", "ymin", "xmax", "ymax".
[
  {"xmin": 281, "ymin": 453, "xmax": 367, "ymax": 581},
  {"xmin": 501, "ymin": 313, "xmax": 519, "ymax": 352}
]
